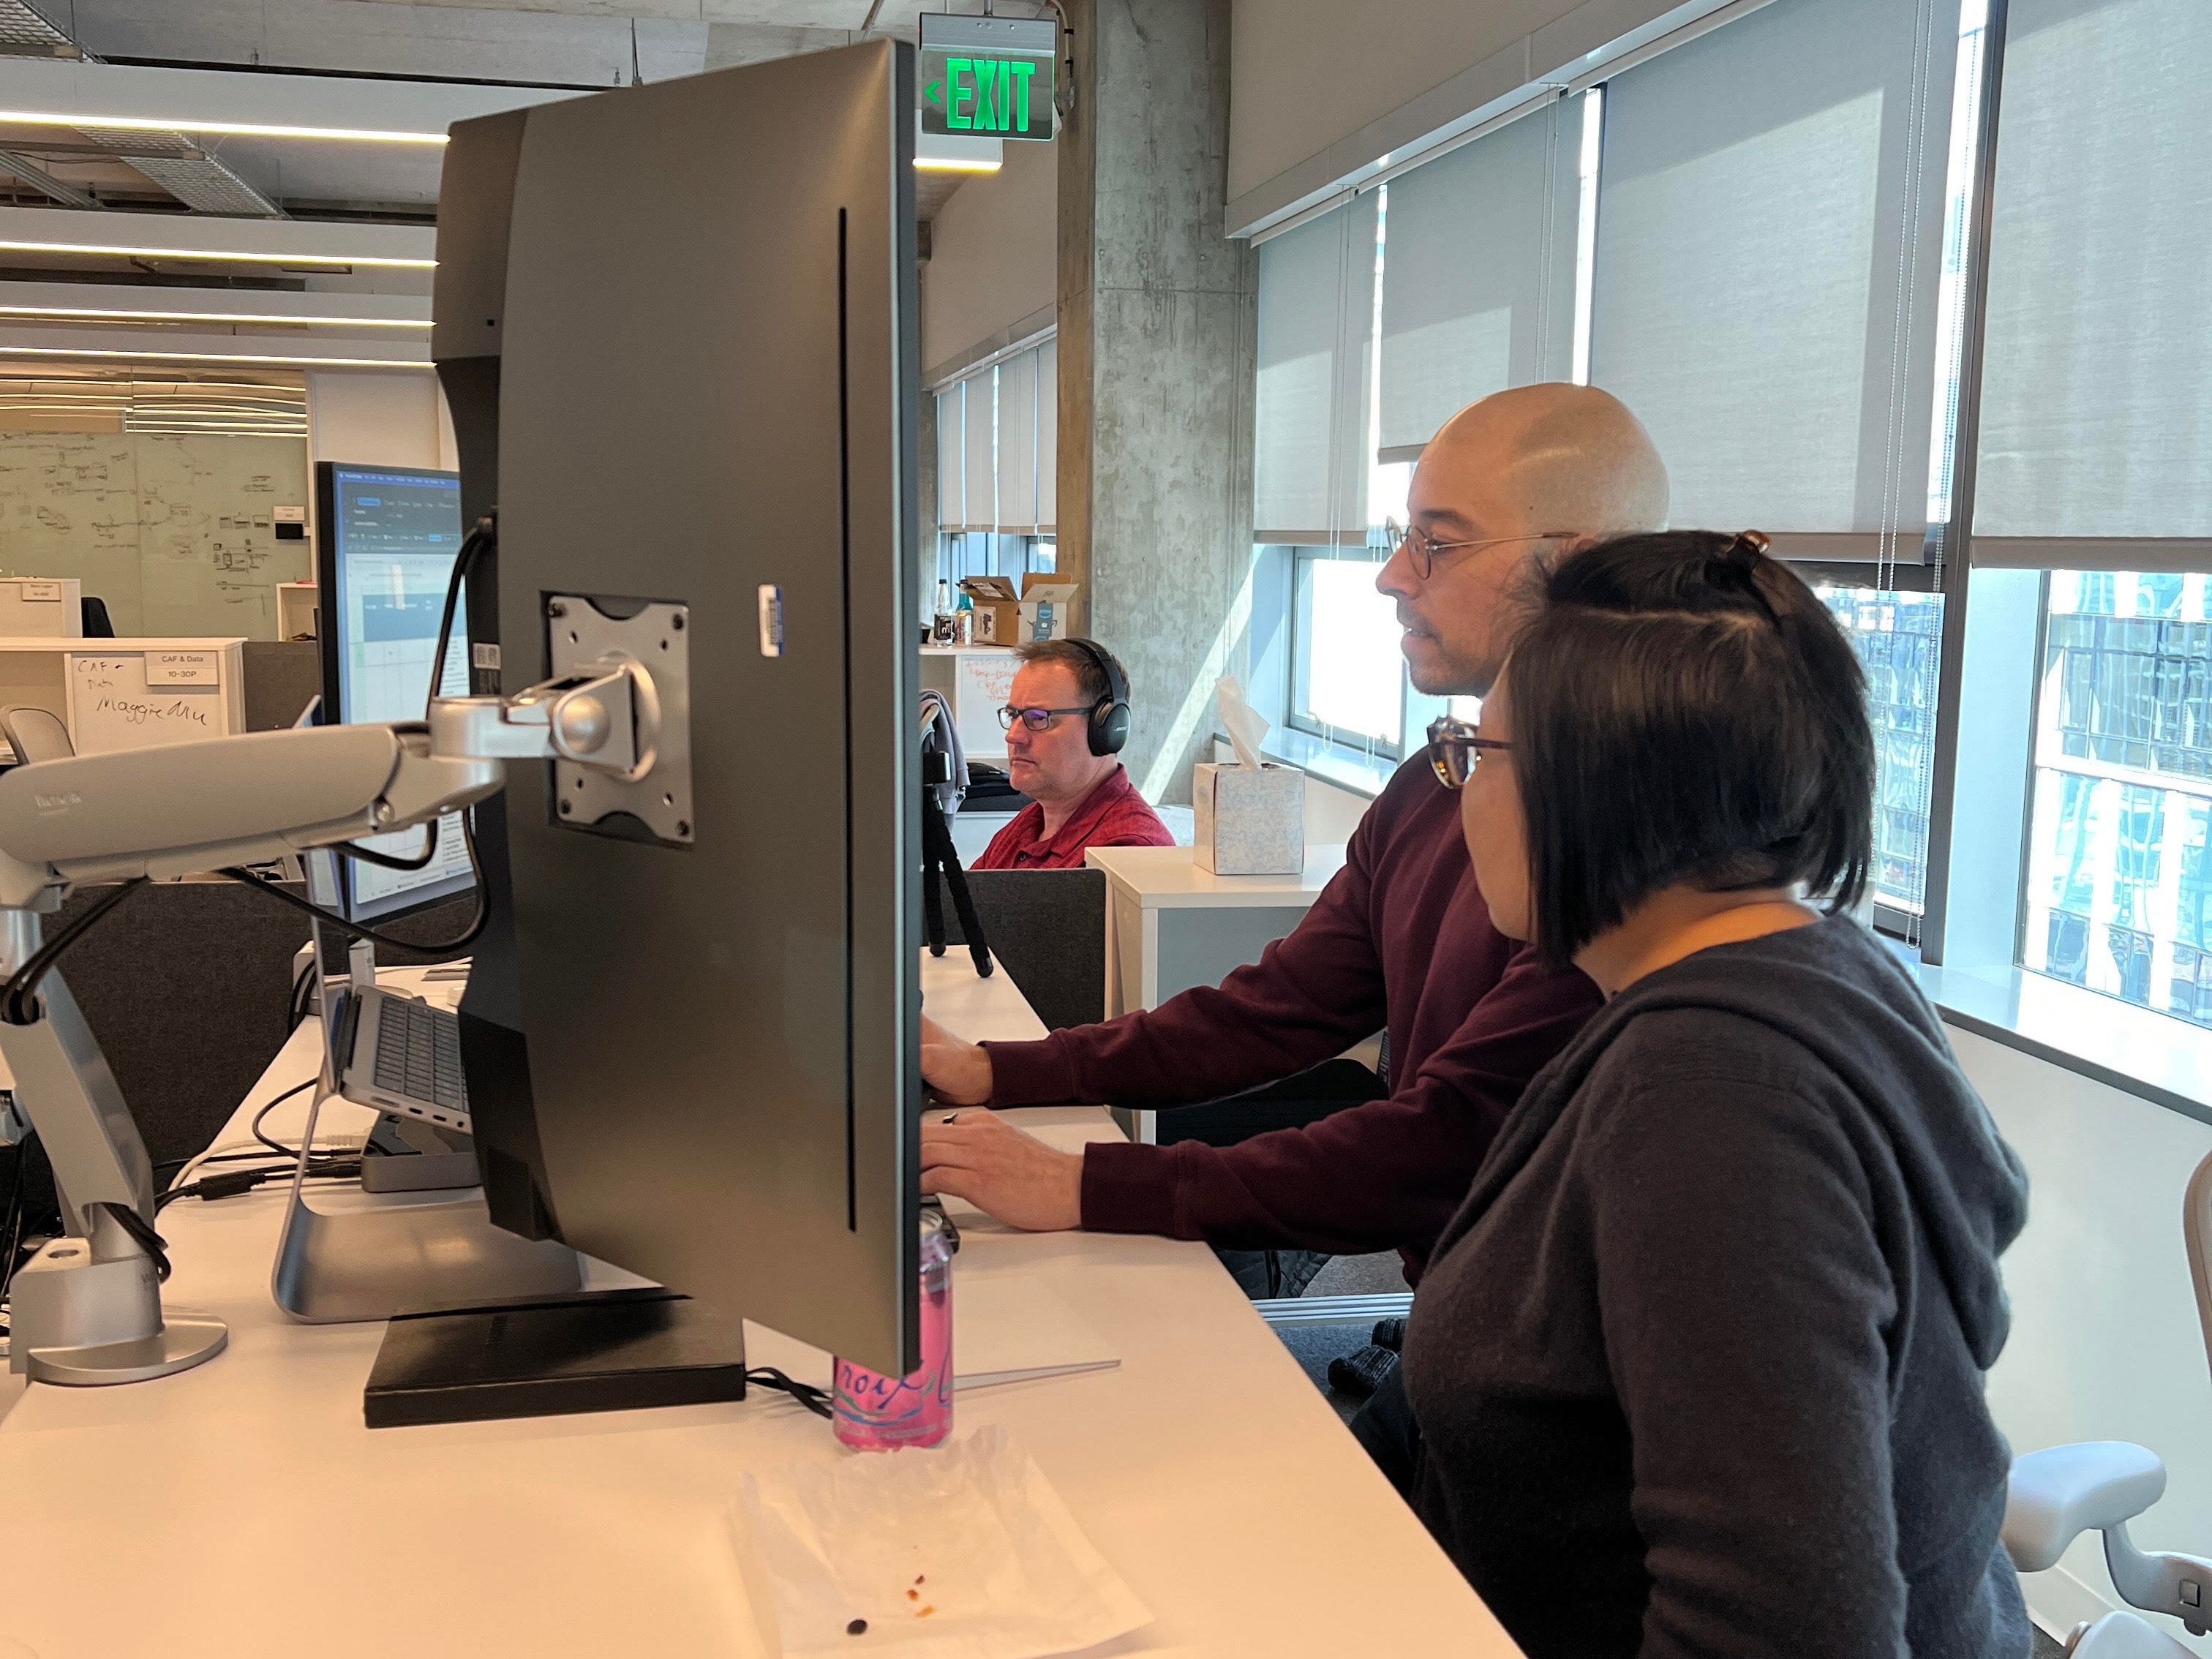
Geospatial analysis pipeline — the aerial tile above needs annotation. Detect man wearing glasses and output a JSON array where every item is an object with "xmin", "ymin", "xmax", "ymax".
[
  {"xmin": 972, "ymin": 638, "xmax": 1173, "ymax": 870},
  {"xmin": 922, "ymin": 383, "xmax": 1667, "ymax": 1472}
]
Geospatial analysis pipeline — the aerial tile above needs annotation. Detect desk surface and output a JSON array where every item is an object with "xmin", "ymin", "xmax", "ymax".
[
  {"xmin": 1086, "ymin": 843, "xmax": 1348, "ymax": 908},
  {"xmin": 0, "ymin": 955, "xmax": 1511, "ymax": 1658}
]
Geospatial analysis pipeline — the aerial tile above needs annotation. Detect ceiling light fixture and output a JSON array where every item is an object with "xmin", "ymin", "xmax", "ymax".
[
  {"xmin": 914, "ymin": 157, "xmax": 1002, "ymax": 173},
  {"xmin": 0, "ymin": 304, "xmax": 429, "ymax": 329},
  {"xmin": 0, "ymin": 238, "xmax": 434, "ymax": 270},
  {"xmin": 0, "ymin": 111, "xmax": 445, "ymax": 146},
  {"xmin": 0, "ymin": 345, "xmax": 432, "ymax": 369}
]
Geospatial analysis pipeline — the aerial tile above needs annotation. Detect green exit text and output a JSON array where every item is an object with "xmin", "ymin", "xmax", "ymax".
[{"xmin": 921, "ymin": 52, "xmax": 1053, "ymax": 139}]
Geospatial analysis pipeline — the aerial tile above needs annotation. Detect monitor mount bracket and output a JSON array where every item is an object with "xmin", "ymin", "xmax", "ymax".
[{"xmin": 430, "ymin": 594, "xmax": 693, "ymax": 846}]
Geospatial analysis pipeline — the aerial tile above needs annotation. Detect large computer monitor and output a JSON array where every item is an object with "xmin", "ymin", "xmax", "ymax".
[
  {"xmin": 313, "ymin": 462, "xmax": 477, "ymax": 922},
  {"xmin": 434, "ymin": 40, "xmax": 923, "ymax": 1377}
]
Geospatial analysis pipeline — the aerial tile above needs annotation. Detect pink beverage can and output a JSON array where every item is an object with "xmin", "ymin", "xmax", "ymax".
[{"xmin": 831, "ymin": 1208, "xmax": 953, "ymax": 1451}]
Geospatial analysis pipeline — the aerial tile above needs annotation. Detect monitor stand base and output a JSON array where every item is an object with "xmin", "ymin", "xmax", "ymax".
[{"xmin": 363, "ymin": 1287, "xmax": 748, "ymax": 1429}]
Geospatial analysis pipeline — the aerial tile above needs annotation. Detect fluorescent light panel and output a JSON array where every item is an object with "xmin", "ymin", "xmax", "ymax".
[
  {"xmin": 0, "ymin": 110, "xmax": 444, "ymax": 146},
  {"xmin": 0, "ymin": 344, "xmax": 432, "ymax": 369},
  {"xmin": 0, "ymin": 304, "xmax": 429, "ymax": 329},
  {"xmin": 915, "ymin": 157, "xmax": 1002, "ymax": 173},
  {"xmin": 0, "ymin": 238, "xmax": 434, "ymax": 269}
]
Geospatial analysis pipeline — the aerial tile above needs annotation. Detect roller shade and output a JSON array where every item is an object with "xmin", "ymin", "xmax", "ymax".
[
  {"xmin": 1589, "ymin": 0, "xmax": 1957, "ymax": 541},
  {"xmin": 962, "ymin": 368, "xmax": 996, "ymax": 533},
  {"xmin": 936, "ymin": 383, "xmax": 963, "ymax": 530},
  {"xmin": 1253, "ymin": 191, "xmax": 1377, "ymax": 543},
  {"xmin": 1377, "ymin": 100, "xmax": 1579, "ymax": 462},
  {"xmin": 1974, "ymin": 0, "xmax": 2212, "ymax": 551},
  {"xmin": 998, "ymin": 347, "xmax": 1037, "ymax": 532},
  {"xmin": 1036, "ymin": 335, "xmax": 1057, "ymax": 533}
]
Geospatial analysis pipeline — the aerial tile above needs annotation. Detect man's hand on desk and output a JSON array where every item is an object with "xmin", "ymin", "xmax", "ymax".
[
  {"xmin": 920, "ymin": 1014, "xmax": 994, "ymax": 1105},
  {"xmin": 921, "ymin": 1111, "xmax": 1083, "ymax": 1231}
]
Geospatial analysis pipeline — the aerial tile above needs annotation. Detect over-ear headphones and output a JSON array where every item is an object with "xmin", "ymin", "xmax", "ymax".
[{"xmin": 1067, "ymin": 637, "xmax": 1131, "ymax": 757}]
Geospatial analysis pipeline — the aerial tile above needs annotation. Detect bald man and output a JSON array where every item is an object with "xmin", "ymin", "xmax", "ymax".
[{"xmin": 921, "ymin": 385, "xmax": 1667, "ymax": 1283}]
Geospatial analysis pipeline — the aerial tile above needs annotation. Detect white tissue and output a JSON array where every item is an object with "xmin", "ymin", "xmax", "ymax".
[
  {"xmin": 1216, "ymin": 676, "xmax": 1270, "ymax": 771},
  {"xmin": 729, "ymin": 1426, "xmax": 1151, "ymax": 1659}
]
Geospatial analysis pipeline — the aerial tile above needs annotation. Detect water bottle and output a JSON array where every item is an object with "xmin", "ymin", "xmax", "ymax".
[{"xmin": 831, "ymin": 1208, "xmax": 953, "ymax": 1451}]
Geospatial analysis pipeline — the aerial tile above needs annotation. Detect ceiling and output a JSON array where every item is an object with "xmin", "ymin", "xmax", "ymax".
[{"xmin": 4, "ymin": 1, "xmax": 1026, "ymax": 222}]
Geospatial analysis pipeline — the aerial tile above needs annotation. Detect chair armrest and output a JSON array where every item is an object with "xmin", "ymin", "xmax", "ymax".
[{"xmin": 2006, "ymin": 1443, "xmax": 2167, "ymax": 1571}]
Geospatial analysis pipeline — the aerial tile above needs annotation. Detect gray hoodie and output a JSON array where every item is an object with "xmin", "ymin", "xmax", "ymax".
[{"xmin": 1401, "ymin": 914, "xmax": 2031, "ymax": 1659}]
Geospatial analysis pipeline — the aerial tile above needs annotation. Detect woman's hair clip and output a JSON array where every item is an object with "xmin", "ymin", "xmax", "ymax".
[{"xmin": 1725, "ymin": 530, "xmax": 1772, "ymax": 563}]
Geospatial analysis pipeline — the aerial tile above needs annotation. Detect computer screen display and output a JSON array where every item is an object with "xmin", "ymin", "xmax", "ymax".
[{"xmin": 315, "ymin": 463, "xmax": 475, "ymax": 923}]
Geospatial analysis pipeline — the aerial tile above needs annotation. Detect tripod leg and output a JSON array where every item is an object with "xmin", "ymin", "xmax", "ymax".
[
  {"xmin": 935, "ymin": 822, "xmax": 993, "ymax": 979},
  {"xmin": 920, "ymin": 796, "xmax": 949, "ymax": 957}
]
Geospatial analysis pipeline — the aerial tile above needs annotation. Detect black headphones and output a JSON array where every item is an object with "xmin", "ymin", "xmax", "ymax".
[{"xmin": 1067, "ymin": 637, "xmax": 1131, "ymax": 757}]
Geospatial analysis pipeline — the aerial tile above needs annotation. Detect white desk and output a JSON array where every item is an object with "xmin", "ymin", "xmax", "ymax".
[
  {"xmin": 0, "ymin": 954, "xmax": 1512, "ymax": 1659},
  {"xmin": 1086, "ymin": 845, "xmax": 1349, "ymax": 1142}
]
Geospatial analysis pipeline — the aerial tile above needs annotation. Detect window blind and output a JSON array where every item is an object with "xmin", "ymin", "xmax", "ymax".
[
  {"xmin": 1252, "ymin": 192, "xmax": 1377, "ymax": 543},
  {"xmin": 1973, "ymin": 0, "xmax": 2212, "ymax": 554},
  {"xmin": 996, "ymin": 348, "xmax": 1037, "ymax": 531},
  {"xmin": 1377, "ymin": 101, "xmax": 1579, "ymax": 463},
  {"xmin": 936, "ymin": 383, "xmax": 963, "ymax": 530},
  {"xmin": 1589, "ymin": 0, "xmax": 1958, "ymax": 544},
  {"xmin": 962, "ymin": 366, "xmax": 996, "ymax": 533},
  {"xmin": 1036, "ymin": 335, "xmax": 1058, "ymax": 533}
]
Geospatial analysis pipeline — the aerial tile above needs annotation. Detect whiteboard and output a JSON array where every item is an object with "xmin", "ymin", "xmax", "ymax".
[
  {"xmin": 66, "ymin": 649, "xmax": 232, "ymax": 753},
  {"xmin": 0, "ymin": 432, "xmax": 309, "ymax": 639}
]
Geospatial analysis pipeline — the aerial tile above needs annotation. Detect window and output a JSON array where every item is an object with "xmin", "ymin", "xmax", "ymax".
[
  {"xmin": 1290, "ymin": 551, "xmax": 1402, "ymax": 750},
  {"xmin": 931, "ymin": 335, "xmax": 1056, "ymax": 597},
  {"xmin": 2023, "ymin": 572, "xmax": 2212, "ymax": 1028},
  {"xmin": 1252, "ymin": 95, "xmax": 1592, "ymax": 762},
  {"xmin": 1818, "ymin": 584, "xmax": 1947, "ymax": 914}
]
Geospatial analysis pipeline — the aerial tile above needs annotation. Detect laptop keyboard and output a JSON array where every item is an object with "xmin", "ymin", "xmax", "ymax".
[{"xmin": 371, "ymin": 995, "xmax": 469, "ymax": 1113}]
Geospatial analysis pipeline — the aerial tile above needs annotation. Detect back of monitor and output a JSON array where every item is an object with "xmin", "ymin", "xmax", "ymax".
[{"xmin": 436, "ymin": 43, "xmax": 923, "ymax": 1377}]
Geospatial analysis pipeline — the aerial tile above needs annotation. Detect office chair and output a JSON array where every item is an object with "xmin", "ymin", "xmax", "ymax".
[
  {"xmin": 80, "ymin": 595, "xmax": 113, "ymax": 637},
  {"xmin": 0, "ymin": 704, "xmax": 73, "ymax": 763},
  {"xmin": 2002, "ymin": 1149, "xmax": 2212, "ymax": 1655}
]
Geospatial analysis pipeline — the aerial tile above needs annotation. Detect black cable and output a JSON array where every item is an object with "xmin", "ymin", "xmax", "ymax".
[
  {"xmin": 92, "ymin": 1199, "xmax": 169, "ymax": 1282},
  {"xmin": 157, "ymin": 1161, "xmax": 364, "ymax": 1214},
  {"xmin": 0, "ymin": 877, "xmax": 147, "ymax": 1026},
  {"xmin": 250, "ymin": 1080, "xmax": 319, "ymax": 1158},
  {"xmin": 216, "ymin": 808, "xmax": 487, "ymax": 963},
  {"xmin": 426, "ymin": 516, "xmax": 494, "ymax": 718},
  {"xmin": 745, "ymin": 1366, "xmax": 835, "ymax": 1419},
  {"xmin": 331, "ymin": 818, "xmax": 439, "ymax": 872},
  {"xmin": 287, "ymin": 956, "xmax": 317, "ymax": 1032},
  {"xmin": 0, "ymin": 1126, "xmax": 31, "ymax": 1307}
]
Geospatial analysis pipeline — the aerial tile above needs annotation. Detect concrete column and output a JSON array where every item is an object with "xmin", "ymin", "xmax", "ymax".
[{"xmin": 1058, "ymin": 0, "xmax": 1257, "ymax": 804}]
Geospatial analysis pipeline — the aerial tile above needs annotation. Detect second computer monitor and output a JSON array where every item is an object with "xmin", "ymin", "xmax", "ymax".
[{"xmin": 314, "ymin": 462, "xmax": 475, "ymax": 923}]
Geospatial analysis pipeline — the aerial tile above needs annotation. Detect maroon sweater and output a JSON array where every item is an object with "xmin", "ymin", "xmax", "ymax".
[{"xmin": 983, "ymin": 755, "xmax": 1603, "ymax": 1279}]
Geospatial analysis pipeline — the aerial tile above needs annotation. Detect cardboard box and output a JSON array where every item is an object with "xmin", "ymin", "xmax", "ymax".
[
  {"xmin": 1192, "ymin": 761, "xmax": 1306, "ymax": 876},
  {"xmin": 958, "ymin": 576, "xmax": 1021, "ymax": 644},
  {"xmin": 961, "ymin": 573, "xmax": 1083, "ymax": 644},
  {"xmin": 1015, "ymin": 576, "xmax": 1079, "ymax": 642}
]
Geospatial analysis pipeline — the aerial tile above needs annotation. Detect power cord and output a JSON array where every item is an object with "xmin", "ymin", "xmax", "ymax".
[
  {"xmin": 745, "ymin": 1366, "xmax": 834, "ymax": 1419},
  {"xmin": 217, "ymin": 808, "xmax": 486, "ymax": 963},
  {"xmin": 332, "ymin": 819, "xmax": 440, "ymax": 873},
  {"xmin": 427, "ymin": 516, "xmax": 495, "ymax": 718},
  {"xmin": 0, "ymin": 878, "xmax": 146, "ymax": 1026}
]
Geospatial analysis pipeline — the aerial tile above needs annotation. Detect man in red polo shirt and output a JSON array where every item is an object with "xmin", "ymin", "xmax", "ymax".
[{"xmin": 972, "ymin": 638, "xmax": 1175, "ymax": 870}]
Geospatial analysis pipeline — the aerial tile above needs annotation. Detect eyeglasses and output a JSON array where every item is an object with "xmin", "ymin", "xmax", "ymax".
[
  {"xmin": 1426, "ymin": 715, "xmax": 1512, "ymax": 790},
  {"xmin": 998, "ymin": 704, "xmax": 1093, "ymax": 733},
  {"xmin": 1382, "ymin": 519, "xmax": 1580, "ymax": 582}
]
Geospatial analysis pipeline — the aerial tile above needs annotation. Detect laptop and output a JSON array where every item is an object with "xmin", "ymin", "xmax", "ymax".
[{"xmin": 335, "ymin": 982, "xmax": 471, "ymax": 1136}]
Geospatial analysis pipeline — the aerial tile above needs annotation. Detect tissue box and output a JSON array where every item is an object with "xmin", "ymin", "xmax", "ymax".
[{"xmin": 1193, "ymin": 761, "xmax": 1306, "ymax": 876}]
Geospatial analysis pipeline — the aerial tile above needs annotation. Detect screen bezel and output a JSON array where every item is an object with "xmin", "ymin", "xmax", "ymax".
[{"xmin": 312, "ymin": 459, "xmax": 476, "ymax": 926}]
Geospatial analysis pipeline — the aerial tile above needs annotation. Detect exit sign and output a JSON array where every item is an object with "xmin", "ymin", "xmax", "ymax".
[{"xmin": 918, "ymin": 13, "xmax": 1056, "ymax": 141}]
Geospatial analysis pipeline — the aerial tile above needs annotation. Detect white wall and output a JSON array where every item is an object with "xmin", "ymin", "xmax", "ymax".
[
  {"xmin": 921, "ymin": 138, "xmax": 1058, "ymax": 377},
  {"xmin": 306, "ymin": 370, "xmax": 454, "ymax": 473},
  {"xmin": 1957, "ymin": 1026, "xmax": 2212, "ymax": 1648}
]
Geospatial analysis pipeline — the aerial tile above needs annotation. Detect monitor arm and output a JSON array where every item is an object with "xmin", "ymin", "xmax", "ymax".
[{"xmin": 0, "ymin": 651, "xmax": 660, "ymax": 1386}]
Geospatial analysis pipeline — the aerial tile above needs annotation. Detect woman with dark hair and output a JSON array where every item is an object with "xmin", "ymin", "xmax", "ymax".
[{"xmin": 1406, "ymin": 531, "xmax": 2031, "ymax": 1659}]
